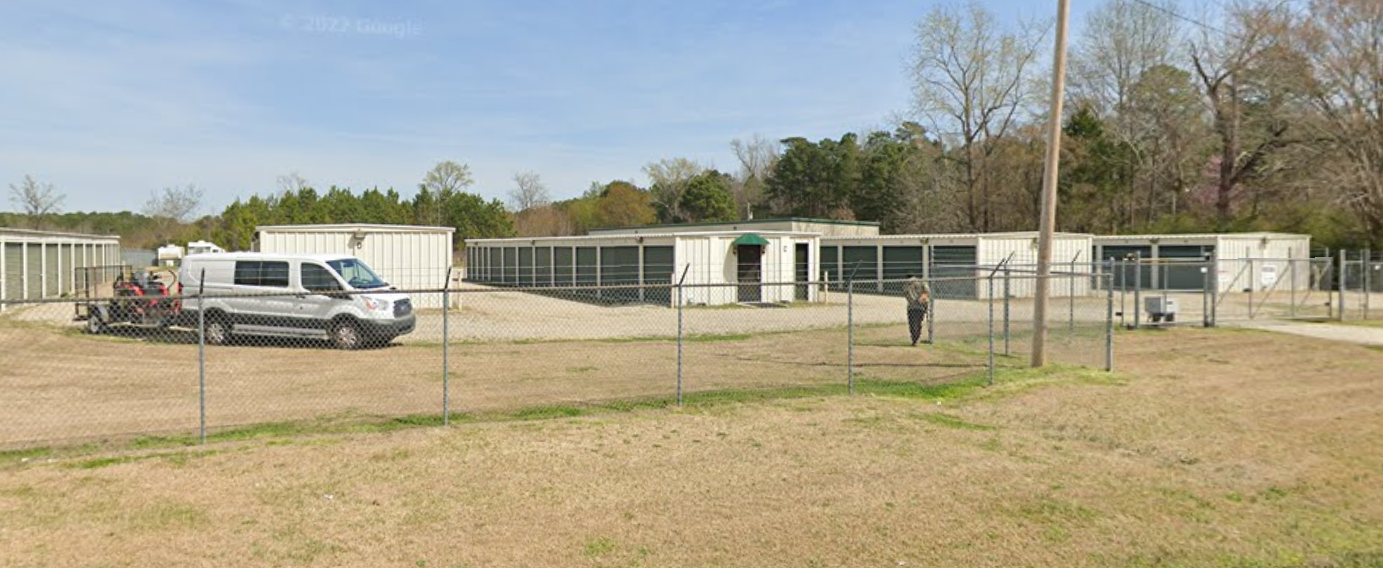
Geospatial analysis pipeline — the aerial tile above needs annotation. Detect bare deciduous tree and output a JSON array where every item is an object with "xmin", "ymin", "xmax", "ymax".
[
  {"xmin": 1189, "ymin": 1, "xmax": 1303, "ymax": 227},
  {"xmin": 143, "ymin": 184, "xmax": 205, "ymax": 243},
  {"xmin": 909, "ymin": 1, "xmax": 1046, "ymax": 231},
  {"xmin": 276, "ymin": 171, "xmax": 311, "ymax": 194},
  {"xmin": 509, "ymin": 171, "xmax": 550, "ymax": 211},
  {"xmin": 1297, "ymin": 0, "xmax": 1383, "ymax": 245},
  {"xmin": 643, "ymin": 157, "xmax": 707, "ymax": 223},
  {"xmin": 144, "ymin": 184, "xmax": 204, "ymax": 224},
  {"xmin": 8, "ymin": 174, "xmax": 64, "ymax": 228},
  {"xmin": 730, "ymin": 134, "xmax": 780, "ymax": 217}
]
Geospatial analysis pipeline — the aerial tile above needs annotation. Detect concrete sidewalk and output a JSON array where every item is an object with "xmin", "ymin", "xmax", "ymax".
[{"xmin": 1227, "ymin": 320, "xmax": 1383, "ymax": 347}]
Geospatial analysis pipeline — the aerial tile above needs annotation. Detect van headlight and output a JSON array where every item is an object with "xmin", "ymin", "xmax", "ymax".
[{"xmin": 362, "ymin": 297, "xmax": 390, "ymax": 312}]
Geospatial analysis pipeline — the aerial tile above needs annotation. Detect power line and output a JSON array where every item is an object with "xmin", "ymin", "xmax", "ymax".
[{"xmin": 1126, "ymin": 0, "xmax": 1235, "ymax": 38}]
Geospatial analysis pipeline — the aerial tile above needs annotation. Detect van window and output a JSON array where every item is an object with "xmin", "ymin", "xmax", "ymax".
[
  {"xmin": 301, "ymin": 263, "xmax": 341, "ymax": 292},
  {"xmin": 234, "ymin": 261, "xmax": 290, "ymax": 288}
]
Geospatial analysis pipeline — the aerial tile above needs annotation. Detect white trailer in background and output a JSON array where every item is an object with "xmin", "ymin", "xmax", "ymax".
[{"xmin": 254, "ymin": 224, "xmax": 455, "ymax": 308}]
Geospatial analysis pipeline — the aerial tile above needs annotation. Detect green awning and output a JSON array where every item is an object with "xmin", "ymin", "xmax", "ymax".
[{"xmin": 732, "ymin": 233, "xmax": 769, "ymax": 247}]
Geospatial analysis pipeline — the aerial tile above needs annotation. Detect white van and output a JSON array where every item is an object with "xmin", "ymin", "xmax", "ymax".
[{"xmin": 179, "ymin": 253, "xmax": 415, "ymax": 349}]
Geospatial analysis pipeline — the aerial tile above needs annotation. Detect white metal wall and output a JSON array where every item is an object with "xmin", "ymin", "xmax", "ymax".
[
  {"xmin": 257, "ymin": 229, "xmax": 453, "ymax": 308},
  {"xmin": 1214, "ymin": 235, "xmax": 1314, "ymax": 293}
]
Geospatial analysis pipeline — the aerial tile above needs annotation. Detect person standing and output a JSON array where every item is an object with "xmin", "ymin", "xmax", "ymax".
[{"xmin": 904, "ymin": 274, "xmax": 931, "ymax": 346}]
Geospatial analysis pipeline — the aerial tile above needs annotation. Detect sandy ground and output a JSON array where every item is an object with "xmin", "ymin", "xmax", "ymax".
[{"xmin": 1, "ymin": 329, "xmax": 1381, "ymax": 567}]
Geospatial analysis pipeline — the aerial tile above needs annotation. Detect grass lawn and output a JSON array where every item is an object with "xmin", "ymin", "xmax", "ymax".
[{"xmin": 2, "ymin": 328, "xmax": 1382, "ymax": 567}]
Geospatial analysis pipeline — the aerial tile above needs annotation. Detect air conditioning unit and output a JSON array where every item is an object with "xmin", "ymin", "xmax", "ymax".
[{"xmin": 1144, "ymin": 297, "xmax": 1178, "ymax": 324}]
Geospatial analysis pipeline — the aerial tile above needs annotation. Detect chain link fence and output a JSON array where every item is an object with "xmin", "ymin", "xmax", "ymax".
[
  {"xmin": 0, "ymin": 269, "xmax": 1113, "ymax": 450},
  {"xmin": 1103, "ymin": 251, "xmax": 1381, "ymax": 328}
]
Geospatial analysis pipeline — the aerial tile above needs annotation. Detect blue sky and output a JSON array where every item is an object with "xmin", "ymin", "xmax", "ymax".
[{"xmin": 1, "ymin": 0, "xmax": 1085, "ymax": 214}]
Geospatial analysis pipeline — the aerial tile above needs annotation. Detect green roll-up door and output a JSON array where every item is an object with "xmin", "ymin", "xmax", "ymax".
[
  {"xmin": 1100, "ymin": 245, "xmax": 1153, "ymax": 289},
  {"xmin": 503, "ymin": 247, "xmax": 518, "ymax": 284},
  {"xmin": 535, "ymin": 247, "xmax": 553, "ymax": 287},
  {"xmin": 575, "ymin": 247, "xmax": 597, "ymax": 286},
  {"xmin": 643, "ymin": 246, "xmax": 674, "ymax": 304},
  {"xmin": 45, "ymin": 244, "xmax": 60, "ymax": 296},
  {"xmin": 487, "ymin": 247, "xmax": 500, "ymax": 283},
  {"xmin": 601, "ymin": 246, "xmax": 640, "ymax": 302},
  {"xmin": 841, "ymin": 246, "xmax": 878, "ymax": 282},
  {"xmin": 26, "ymin": 244, "xmax": 43, "ymax": 299},
  {"xmin": 820, "ymin": 245, "xmax": 839, "ymax": 283},
  {"xmin": 518, "ymin": 247, "xmax": 534, "ymax": 286},
  {"xmin": 1159, "ymin": 245, "xmax": 1212, "ymax": 290},
  {"xmin": 4, "ymin": 244, "xmax": 23, "ymax": 301},
  {"xmin": 882, "ymin": 246, "xmax": 924, "ymax": 281},
  {"xmin": 555, "ymin": 247, "xmax": 574, "ymax": 286},
  {"xmin": 931, "ymin": 245, "xmax": 977, "ymax": 299}
]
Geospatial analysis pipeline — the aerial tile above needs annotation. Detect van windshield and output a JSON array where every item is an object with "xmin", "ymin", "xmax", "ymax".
[{"xmin": 327, "ymin": 259, "xmax": 388, "ymax": 289}]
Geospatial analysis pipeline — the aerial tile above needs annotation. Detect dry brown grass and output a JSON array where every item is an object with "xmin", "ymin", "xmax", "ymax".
[{"xmin": 2, "ymin": 328, "xmax": 1382, "ymax": 567}]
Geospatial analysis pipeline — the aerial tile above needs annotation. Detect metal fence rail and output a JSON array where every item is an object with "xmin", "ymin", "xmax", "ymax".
[{"xmin": 0, "ymin": 271, "xmax": 1112, "ymax": 450}]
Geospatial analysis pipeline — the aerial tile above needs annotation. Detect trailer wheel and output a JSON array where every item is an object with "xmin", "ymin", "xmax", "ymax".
[{"xmin": 85, "ymin": 312, "xmax": 107, "ymax": 335}]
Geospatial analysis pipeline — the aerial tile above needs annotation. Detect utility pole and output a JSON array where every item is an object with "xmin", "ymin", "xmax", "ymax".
[{"xmin": 1031, "ymin": 0, "xmax": 1071, "ymax": 368}]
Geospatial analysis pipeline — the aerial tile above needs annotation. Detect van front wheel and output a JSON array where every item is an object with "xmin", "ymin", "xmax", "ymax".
[{"xmin": 332, "ymin": 320, "xmax": 363, "ymax": 350}]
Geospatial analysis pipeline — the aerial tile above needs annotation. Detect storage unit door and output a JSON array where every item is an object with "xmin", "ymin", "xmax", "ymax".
[
  {"xmin": 4, "ymin": 244, "xmax": 23, "ymax": 301},
  {"xmin": 1159, "ymin": 245, "xmax": 1212, "ymax": 290},
  {"xmin": 1099, "ymin": 245, "xmax": 1153, "ymax": 289},
  {"xmin": 600, "ymin": 246, "xmax": 640, "ymax": 302},
  {"xmin": 642, "ymin": 246, "xmax": 674, "ymax": 304},
  {"xmin": 930, "ymin": 245, "xmax": 977, "ymax": 299}
]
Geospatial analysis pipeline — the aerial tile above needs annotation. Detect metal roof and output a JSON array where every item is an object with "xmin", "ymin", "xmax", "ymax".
[
  {"xmin": 589, "ymin": 217, "xmax": 880, "ymax": 233},
  {"xmin": 256, "ymin": 224, "xmax": 455, "ymax": 233},
  {"xmin": 1092, "ymin": 232, "xmax": 1310, "ymax": 241},
  {"xmin": 821, "ymin": 231, "xmax": 1095, "ymax": 241},
  {"xmin": 466, "ymin": 229, "xmax": 819, "ymax": 244},
  {"xmin": 0, "ymin": 226, "xmax": 120, "ymax": 241}
]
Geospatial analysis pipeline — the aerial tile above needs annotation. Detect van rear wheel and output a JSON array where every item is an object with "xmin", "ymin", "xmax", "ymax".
[
  {"xmin": 203, "ymin": 317, "xmax": 231, "ymax": 346},
  {"xmin": 332, "ymin": 320, "xmax": 363, "ymax": 350}
]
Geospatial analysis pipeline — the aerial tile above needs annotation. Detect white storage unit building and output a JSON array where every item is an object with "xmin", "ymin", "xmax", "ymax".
[
  {"xmin": 465, "ymin": 230, "xmax": 821, "ymax": 306},
  {"xmin": 1092, "ymin": 233, "xmax": 1312, "ymax": 292},
  {"xmin": 1, "ymin": 228, "xmax": 122, "ymax": 310},
  {"xmin": 254, "ymin": 224, "xmax": 455, "ymax": 307},
  {"xmin": 819, "ymin": 232, "xmax": 1096, "ymax": 299}
]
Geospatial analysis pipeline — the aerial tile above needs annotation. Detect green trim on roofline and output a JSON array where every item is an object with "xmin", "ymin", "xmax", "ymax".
[{"xmin": 589, "ymin": 217, "xmax": 880, "ymax": 233}]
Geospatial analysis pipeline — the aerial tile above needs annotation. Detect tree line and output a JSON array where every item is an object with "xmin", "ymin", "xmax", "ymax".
[{"xmin": 6, "ymin": 0, "xmax": 1380, "ymax": 250}]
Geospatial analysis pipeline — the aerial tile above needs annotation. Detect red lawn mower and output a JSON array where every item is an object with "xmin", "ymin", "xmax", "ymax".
[{"xmin": 77, "ymin": 267, "xmax": 184, "ymax": 334}]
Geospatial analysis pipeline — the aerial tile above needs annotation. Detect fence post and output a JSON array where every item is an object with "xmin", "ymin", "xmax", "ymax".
[
  {"xmin": 1133, "ymin": 253, "xmax": 1142, "ymax": 329},
  {"xmin": 1248, "ymin": 257, "xmax": 1255, "ymax": 319},
  {"xmin": 676, "ymin": 281, "xmax": 684, "ymax": 406},
  {"xmin": 1338, "ymin": 250, "xmax": 1347, "ymax": 321},
  {"xmin": 847, "ymin": 280, "xmax": 855, "ymax": 394},
  {"xmin": 1209, "ymin": 252, "xmax": 1219, "ymax": 327},
  {"xmin": 1002, "ymin": 268, "xmax": 1011, "ymax": 356},
  {"xmin": 1289, "ymin": 258, "xmax": 1297, "ymax": 319},
  {"xmin": 1365, "ymin": 249, "xmax": 1372, "ymax": 320},
  {"xmin": 987, "ymin": 273, "xmax": 995, "ymax": 386},
  {"xmin": 926, "ymin": 274, "xmax": 935, "ymax": 345},
  {"xmin": 1202, "ymin": 258, "xmax": 1211, "ymax": 328},
  {"xmin": 1068, "ymin": 258, "xmax": 1076, "ymax": 333},
  {"xmin": 1119, "ymin": 259, "xmax": 1127, "ymax": 328},
  {"xmin": 1105, "ymin": 266, "xmax": 1114, "ymax": 372},
  {"xmin": 442, "ymin": 270, "xmax": 451, "ymax": 426},
  {"xmin": 197, "ymin": 268, "xmax": 206, "ymax": 445}
]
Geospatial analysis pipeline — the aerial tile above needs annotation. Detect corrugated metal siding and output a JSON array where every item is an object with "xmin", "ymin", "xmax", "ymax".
[{"xmin": 258, "ymin": 228, "xmax": 453, "ymax": 307}]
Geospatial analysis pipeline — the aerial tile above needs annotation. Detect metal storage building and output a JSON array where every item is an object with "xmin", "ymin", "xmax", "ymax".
[
  {"xmin": 820, "ymin": 232, "xmax": 1096, "ymax": 299},
  {"xmin": 0, "ymin": 228, "xmax": 121, "ymax": 310},
  {"xmin": 1092, "ymin": 233, "xmax": 1312, "ymax": 292},
  {"xmin": 254, "ymin": 224, "xmax": 455, "ymax": 307},
  {"xmin": 465, "ymin": 230, "xmax": 821, "ymax": 306},
  {"xmin": 590, "ymin": 218, "xmax": 881, "ymax": 238}
]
